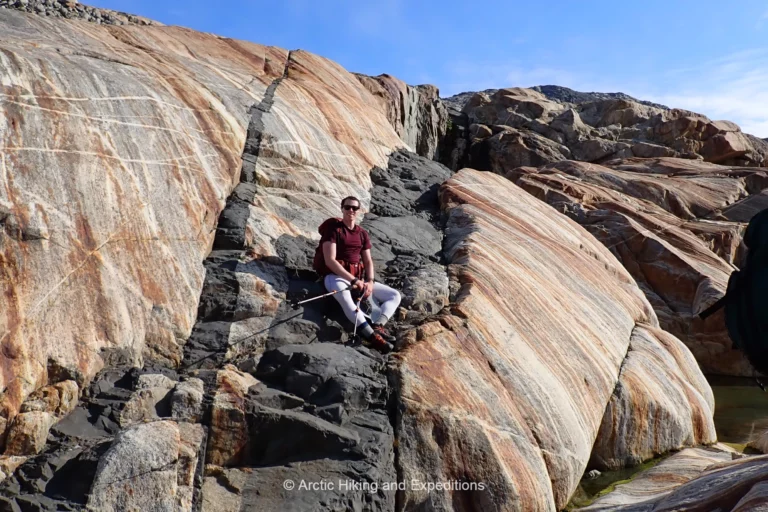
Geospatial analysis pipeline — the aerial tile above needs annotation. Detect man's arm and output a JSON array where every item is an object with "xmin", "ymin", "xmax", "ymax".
[
  {"xmin": 361, "ymin": 249, "xmax": 374, "ymax": 298},
  {"xmin": 362, "ymin": 249, "xmax": 374, "ymax": 282},
  {"xmin": 323, "ymin": 241, "xmax": 359, "ymax": 283}
]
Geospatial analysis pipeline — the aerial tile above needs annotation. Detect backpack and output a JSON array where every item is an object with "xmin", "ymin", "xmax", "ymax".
[
  {"xmin": 312, "ymin": 218, "xmax": 366, "ymax": 279},
  {"xmin": 700, "ymin": 208, "xmax": 768, "ymax": 374}
]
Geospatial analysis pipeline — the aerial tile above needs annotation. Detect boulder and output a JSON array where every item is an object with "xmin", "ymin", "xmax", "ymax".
[
  {"xmin": 578, "ymin": 98, "xmax": 665, "ymax": 128},
  {"xmin": 473, "ymin": 127, "xmax": 569, "ymax": 172},
  {"xmin": 570, "ymin": 138, "xmax": 633, "ymax": 162},
  {"xmin": 171, "ymin": 378, "xmax": 205, "ymax": 423},
  {"xmin": 206, "ymin": 366, "xmax": 258, "ymax": 467},
  {"xmin": 87, "ymin": 420, "xmax": 204, "ymax": 512},
  {"xmin": 0, "ymin": 455, "xmax": 27, "ymax": 483},
  {"xmin": 119, "ymin": 373, "xmax": 176, "ymax": 427},
  {"xmin": 4, "ymin": 380, "xmax": 79, "ymax": 455}
]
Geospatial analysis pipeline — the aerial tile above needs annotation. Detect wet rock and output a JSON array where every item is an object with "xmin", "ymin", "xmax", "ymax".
[{"xmin": 577, "ymin": 445, "xmax": 736, "ymax": 510}]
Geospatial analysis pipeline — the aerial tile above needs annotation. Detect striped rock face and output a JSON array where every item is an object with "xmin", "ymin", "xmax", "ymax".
[
  {"xmin": 395, "ymin": 169, "xmax": 715, "ymax": 511},
  {"xmin": 0, "ymin": 9, "xmax": 405, "ymax": 433},
  {"xmin": 509, "ymin": 158, "xmax": 768, "ymax": 375}
]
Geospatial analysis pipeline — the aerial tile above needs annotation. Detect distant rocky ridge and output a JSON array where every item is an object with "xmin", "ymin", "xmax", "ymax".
[
  {"xmin": 0, "ymin": 0, "xmax": 159, "ymax": 25},
  {"xmin": 442, "ymin": 84, "xmax": 669, "ymax": 112}
]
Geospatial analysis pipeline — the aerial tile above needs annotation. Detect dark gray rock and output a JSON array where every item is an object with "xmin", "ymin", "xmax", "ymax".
[{"xmin": 223, "ymin": 342, "xmax": 396, "ymax": 511}]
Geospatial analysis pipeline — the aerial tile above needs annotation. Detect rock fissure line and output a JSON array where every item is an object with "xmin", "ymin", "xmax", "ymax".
[{"xmin": 90, "ymin": 459, "xmax": 178, "ymax": 488}]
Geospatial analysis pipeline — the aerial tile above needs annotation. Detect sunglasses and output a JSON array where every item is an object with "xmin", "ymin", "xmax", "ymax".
[{"xmin": 343, "ymin": 205, "xmax": 360, "ymax": 211}]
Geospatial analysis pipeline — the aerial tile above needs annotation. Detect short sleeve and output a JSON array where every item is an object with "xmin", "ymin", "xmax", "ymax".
[
  {"xmin": 362, "ymin": 229, "xmax": 372, "ymax": 250},
  {"xmin": 321, "ymin": 227, "xmax": 340, "ymax": 245}
]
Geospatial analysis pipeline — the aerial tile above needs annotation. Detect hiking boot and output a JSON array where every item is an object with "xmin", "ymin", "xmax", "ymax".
[
  {"xmin": 367, "ymin": 332, "xmax": 394, "ymax": 354},
  {"xmin": 373, "ymin": 324, "xmax": 396, "ymax": 343}
]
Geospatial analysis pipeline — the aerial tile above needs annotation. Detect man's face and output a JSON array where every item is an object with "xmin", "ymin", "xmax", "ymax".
[{"xmin": 342, "ymin": 200, "xmax": 360, "ymax": 223}]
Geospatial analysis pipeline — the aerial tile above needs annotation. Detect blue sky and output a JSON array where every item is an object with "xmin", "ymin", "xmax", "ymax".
[{"xmin": 91, "ymin": 0, "xmax": 768, "ymax": 136}]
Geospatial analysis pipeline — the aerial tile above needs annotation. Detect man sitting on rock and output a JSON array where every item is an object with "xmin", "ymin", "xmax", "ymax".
[{"xmin": 319, "ymin": 196, "xmax": 400, "ymax": 353}]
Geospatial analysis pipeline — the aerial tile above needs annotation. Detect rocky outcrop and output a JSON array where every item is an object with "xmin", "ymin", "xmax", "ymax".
[
  {"xmin": 394, "ymin": 169, "xmax": 714, "ymax": 511},
  {"xmin": 0, "ymin": 0, "xmax": 158, "ymax": 25},
  {"xmin": 507, "ymin": 158, "xmax": 768, "ymax": 375},
  {"xmin": 449, "ymin": 88, "xmax": 768, "ymax": 170},
  {"xmin": 356, "ymin": 74, "xmax": 448, "ymax": 160},
  {"xmin": 0, "ymin": 6, "xmax": 420, "ymax": 444},
  {"xmin": 0, "ymin": 6, "xmax": 741, "ymax": 512}
]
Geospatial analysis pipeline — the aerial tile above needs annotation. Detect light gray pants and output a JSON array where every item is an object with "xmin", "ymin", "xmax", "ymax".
[{"xmin": 324, "ymin": 274, "xmax": 401, "ymax": 327}]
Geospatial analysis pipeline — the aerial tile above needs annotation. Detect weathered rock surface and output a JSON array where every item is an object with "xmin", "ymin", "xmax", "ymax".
[
  {"xmin": 194, "ymin": 148, "xmax": 450, "ymax": 511},
  {"xmin": 394, "ymin": 169, "xmax": 714, "ymax": 511},
  {"xmin": 580, "ymin": 451, "xmax": 768, "ymax": 512},
  {"xmin": 118, "ymin": 373, "xmax": 175, "ymax": 426},
  {"xmin": 446, "ymin": 87, "xmax": 768, "ymax": 171},
  {"xmin": 4, "ymin": 380, "xmax": 79, "ymax": 455},
  {"xmin": 0, "ymin": 6, "xmax": 742, "ymax": 512},
  {"xmin": 508, "ymin": 158, "xmax": 768, "ymax": 375}
]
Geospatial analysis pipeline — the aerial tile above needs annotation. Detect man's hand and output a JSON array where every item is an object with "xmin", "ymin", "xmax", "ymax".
[
  {"xmin": 351, "ymin": 279, "xmax": 365, "ymax": 293},
  {"xmin": 362, "ymin": 281, "xmax": 373, "ymax": 299}
]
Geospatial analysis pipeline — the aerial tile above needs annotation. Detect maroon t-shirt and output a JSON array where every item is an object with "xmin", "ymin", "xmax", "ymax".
[{"xmin": 322, "ymin": 223, "xmax": 371, "ymax": 263}]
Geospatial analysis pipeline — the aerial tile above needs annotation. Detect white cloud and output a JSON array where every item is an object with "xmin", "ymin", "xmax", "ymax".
[{"xmin": 640, "ymin": 49, "xmax": 768, "ymax": 137}]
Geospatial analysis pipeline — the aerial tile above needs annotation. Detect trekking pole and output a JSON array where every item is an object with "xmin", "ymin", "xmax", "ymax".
[
  {"xmin": 291, "ymin": 285, "xmax": 350, "ymax": 309},
  {"xmin": 181, "ymin": 311, "xmax": 303, "ymax": 370},
  {"xmin": 352, "ymin": 295, "xmax": 363, "ymax": 340}
]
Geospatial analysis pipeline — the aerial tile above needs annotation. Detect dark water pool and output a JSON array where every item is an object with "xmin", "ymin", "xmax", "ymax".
[{"xmin": 709, "ymin": 375, "xmax": 768, "ymax": 448}]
